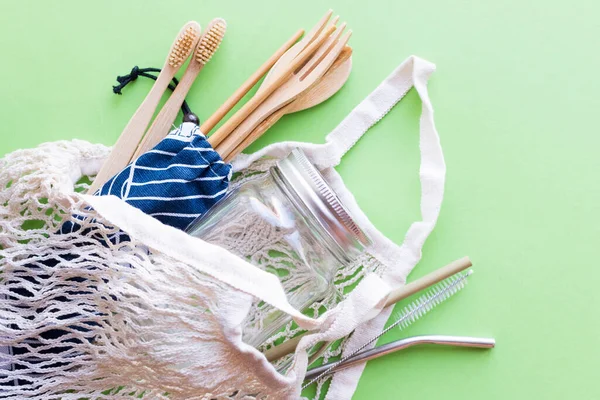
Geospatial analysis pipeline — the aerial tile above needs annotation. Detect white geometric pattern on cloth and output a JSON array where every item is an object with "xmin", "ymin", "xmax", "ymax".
[
  {"xmin": 0, "ymin": 55, "xmax": 443, "ymax": 399},
  {"xmin": 96, "ymin": 123, "xmax": 232, "ymax": 231}
]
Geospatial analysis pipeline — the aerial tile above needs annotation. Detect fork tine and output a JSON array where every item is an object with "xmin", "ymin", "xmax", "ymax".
[
  {"xmin": 304, "ymin": 10, "xmax": 334, "ymax": 46},
  {"xmin": 301, "ymin": 30, "xmax": 352, "ymax": 83},
  {"xmin": 262, "ymin": 10, "xmax": 333, "ymax": 88},
  {"xmin": 293, "ymin": 19, "xmax": 341, "ymax": 74},
  {"xmin": 331, "ymin": 46, "xmax": 352, "ymax": 70},
  {"xmin": 329, "ymin": 15, "xmax": 340, "ymax": 28},
  {"xmin": 300, "ymin": 23, "xmax": 347, "ymax": 80}
]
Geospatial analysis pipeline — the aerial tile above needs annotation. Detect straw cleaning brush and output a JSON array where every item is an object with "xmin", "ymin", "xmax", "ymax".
[{"xmin": 303, "ymin": 269, "xmax": 472, "ymax": 387}]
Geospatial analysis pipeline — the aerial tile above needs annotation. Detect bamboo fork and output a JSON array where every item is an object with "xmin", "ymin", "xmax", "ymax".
[
  {"xmin": 215, "ymin": 24, "xmax": 352, "ymax": 159},
  {"xmin": 89, "ymin": 21, "xmax": 201, "ymax": 193},
  {"xmin": 263, "ymin": 257, "xmax": 473, "ymax": 362},
  {"xmin": 131, "ymin": 19, "xmax": 227, "ymax": 161},
  {"xmin": 199, "ymin": 28, "xmax": 304, "ymax": 135},
  {"xmin": 200, "ymin": 9, "xmax": 334, "ymax": 136},
  {"xmin": 256, "ymin": 10, "xmax": 335, "ymax": 96},
  {"xmin": 207, "ymin": 23, "xmax": 338, "ymax": 149},
  {"xmin": 224, "ymin": 46, "xmax": 353, "ymax": 162}
]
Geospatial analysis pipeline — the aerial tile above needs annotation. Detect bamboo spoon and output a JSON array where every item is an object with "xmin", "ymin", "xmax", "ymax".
[
  {"xmin": 207, "ymin": 23, "xmax": 338, "ymax": 149},
  {"xmin": 215, "ymin": 24, "xmax": 352, "ymax": 159},
  {"xmin": 199, "ymin": 28, "xmax": 304, "ymax": 135},
  {"xmin": 224, "ymin": 46, "xmax": 352, "ymax": 162},
  {"xmin": 89, "ymin": 21, "xmax": 201, "ymax": 193},
  {"xmin": 263, "ymin": 256, "xmax": 473, "ymax": 362},
  {"xmin": 130, "ymin": 19, "xmax": 227, "ymax": 161}
]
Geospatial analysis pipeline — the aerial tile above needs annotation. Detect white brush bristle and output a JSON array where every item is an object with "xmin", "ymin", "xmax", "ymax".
[
  {"xmin": 392, "ymin": 270, "xmax": 472, "ymax": 331},
  {"xmin": 302, "ymin": 269, "xmax": 473, "ymax": 388}
]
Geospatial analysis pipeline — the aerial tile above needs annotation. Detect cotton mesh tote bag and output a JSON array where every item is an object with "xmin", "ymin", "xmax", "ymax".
[{"xmin": 0, "ymin": 56, "xmax": 443, "ymax": 399}]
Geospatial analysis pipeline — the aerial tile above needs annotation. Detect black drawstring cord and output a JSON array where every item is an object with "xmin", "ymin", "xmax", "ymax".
[{"xmin": 112, "ymin": 66, "xmax": 198, "ymax": 124}]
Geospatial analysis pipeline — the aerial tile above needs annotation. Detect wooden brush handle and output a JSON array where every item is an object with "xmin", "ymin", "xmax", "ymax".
[
  {"xmin": 386, "ymin": 256, "xmax": 472, "ymax": 305},
  {"xmin": 200, "ymin": 29, "xmax": 304, "ymax": 136},
  {"xmin": 131, "ymin": 62, "xmax": 202, "ymax": 160},
  {"xmin": 264, "ymin": 334, "xmax": 303, "ymax": 363},
  {"xmin": 263, "ymin": 256, "xmax": 473, "ymax": 362},
  {"xmin": 88, "ymin": 70, "xmax": 174, "ymax": 193},
  {"xmin": 208, "ymin": 25, "xmax": 335, "ymax": 149}
]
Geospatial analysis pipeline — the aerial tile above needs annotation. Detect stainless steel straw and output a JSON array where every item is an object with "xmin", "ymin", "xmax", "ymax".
[
  {"xmin": 302, "ymin": 269, "xmax": 473, "ymax": 388},
  {"xmin": 304, "ymin": 335, "xmax": 495, "ymax": 381}
]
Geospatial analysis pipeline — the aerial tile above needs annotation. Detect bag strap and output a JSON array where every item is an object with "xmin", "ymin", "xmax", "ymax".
[
  {"xmin": 231, "ymin": 56, "xmax": 439, "ymax": 173},
  {"xmin": 311, "ymin": 55, "xmax": 436, "ymax": 168},
  {"xmin": 323, "ymin": 56, "xmax": 447, "ymax": 400}
]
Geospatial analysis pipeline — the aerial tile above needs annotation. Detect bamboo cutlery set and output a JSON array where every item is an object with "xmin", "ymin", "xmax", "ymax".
[{"xmin": 90, "ymin": 10, "xmax": 352, "ymax": 192}]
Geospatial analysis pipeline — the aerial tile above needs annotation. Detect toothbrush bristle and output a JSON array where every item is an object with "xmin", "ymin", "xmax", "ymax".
[
  {"xmin": 169, "ymin": 25, "xmax": 200, "ymax": 68},
  {"xmin": 196, "ymin": 19, "xmax": 227, "ymax": 65}
]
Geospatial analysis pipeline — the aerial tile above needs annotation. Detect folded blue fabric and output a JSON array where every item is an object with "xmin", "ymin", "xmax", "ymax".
[{"xmin": 96, "ymin": 122, "xmax": 232, "ymax": 231}]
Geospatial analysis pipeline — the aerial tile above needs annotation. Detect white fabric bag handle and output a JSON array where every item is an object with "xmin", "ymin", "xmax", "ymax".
[
  {"xmin": 81, "ymin": 193, "xmax": 323, "ymax": 330},
  {"xmin": 231, "ymin": 56, "xmax": 441, "ymax": 180},
  {"xmin": 314, "ymin": 56, "xmax": 433, "ymax": 169},
  {"xmin": 234, "ymin": 55, "xmax": 443, "ymax": 273},
  {"xmin": 322, "ymin": 56, "xmax": 446, "ymax": 399}
]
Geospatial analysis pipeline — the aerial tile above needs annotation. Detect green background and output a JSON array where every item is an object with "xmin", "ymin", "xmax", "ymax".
[{"xmin": 1, "ymin": 0, "xmax": 599, "ymax": 398}]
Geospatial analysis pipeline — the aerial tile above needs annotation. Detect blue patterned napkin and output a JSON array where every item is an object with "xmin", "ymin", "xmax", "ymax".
[{"xmin": 95, "ymin": 122, "xmax": 232, "ymax": 231}]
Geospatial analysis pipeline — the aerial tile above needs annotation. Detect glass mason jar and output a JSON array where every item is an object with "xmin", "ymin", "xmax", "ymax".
[{"xmin": 186, "ymin": 149, "xmax": 370, "ymax": 347}]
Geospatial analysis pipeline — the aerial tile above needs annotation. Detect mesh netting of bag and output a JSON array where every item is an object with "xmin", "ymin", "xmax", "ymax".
[
  {"xmin": 0, "ymin": 140, "xmax": 386, "ymax": 399},
  {"xmin": 0, "ymin": 141, "xmax": 305, "ymax": 399}
]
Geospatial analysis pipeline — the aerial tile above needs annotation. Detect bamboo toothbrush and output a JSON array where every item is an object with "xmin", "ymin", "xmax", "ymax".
[
  {"xmin": 89, "ymin": 21, "xmax": 201, "ymax": 193},
  {"xmin": 264, "ymin": 256, "xmax": 473, "ymax": 361},
  {"xmin": 131, "ymin": 19, "xmax": 227, "ymax": 161},
  {"xmin": 303, "ymin": 269, "xmax": 473, "ymax": 387}
]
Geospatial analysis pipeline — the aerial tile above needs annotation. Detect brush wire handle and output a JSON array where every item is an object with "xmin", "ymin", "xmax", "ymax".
[{"xmin": 304, "ymin": 335, "xmax": 495, "ymax": 381}]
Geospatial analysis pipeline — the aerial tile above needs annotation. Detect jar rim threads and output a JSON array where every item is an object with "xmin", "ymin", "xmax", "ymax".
[{"xmin": 275, "ymin": 149, "xmax": 371, "ymax": 256}]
